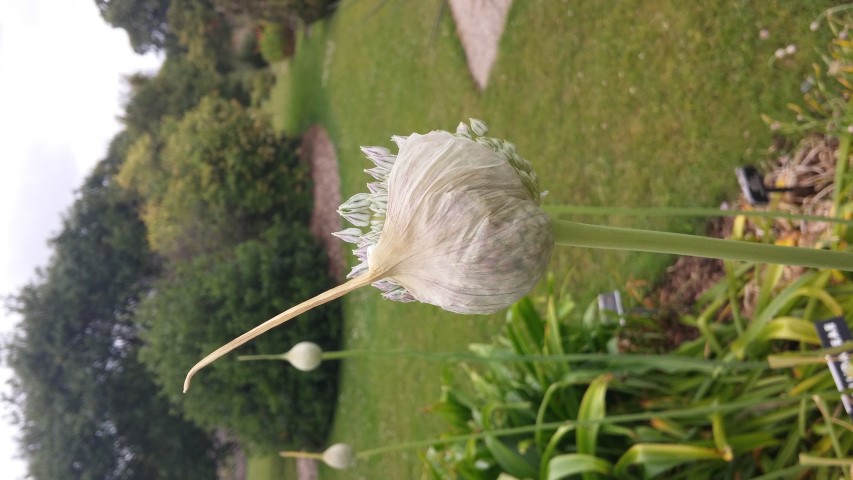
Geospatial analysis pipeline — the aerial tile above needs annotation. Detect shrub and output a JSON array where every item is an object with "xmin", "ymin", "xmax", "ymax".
[
  {"xmin": 119, "ymin": 95, "xmax": 311, "ymax": 263},
  {"xmin": 258, "ymin": 22, "xmax": 287, "ymax": 64},
  {"xmin": 137, "ymin": 221, "xmax": 341, "ymax": 451}
]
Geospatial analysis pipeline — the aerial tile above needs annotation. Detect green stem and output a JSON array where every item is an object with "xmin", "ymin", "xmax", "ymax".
[
  {"xmin": 317, "ymin": 349, "xmax": 767, "ymax": 372},
  {"xmin": 237, "ymin": 354, "xmax": 287, "ymax": 361},
  {"xmin": 544, "ymin": 205, "xmax": 853, "ymax": 226},
  {"xmin": 279, "ymin": 451, "xmax": 323, "ymax": 460},
  {"xmin": 833, "ymin": 129, "xmax": 851, "ymax": 238},
  {"xmin": 552, "ymin": 218, "xmax": 853, "ymax": 271}
]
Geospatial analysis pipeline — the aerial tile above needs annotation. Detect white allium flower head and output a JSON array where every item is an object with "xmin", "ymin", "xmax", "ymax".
[{"xmin": 335, "ymin": 119, "xmax": 553, "ymax": 313}]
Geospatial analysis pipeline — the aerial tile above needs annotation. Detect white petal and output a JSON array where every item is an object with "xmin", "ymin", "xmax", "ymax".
[
  {"xmin": 372, "ymin": 279, "xmax": 400, "ymax": 292},
  {"xmin": 364, "ymin": 166, "xmax": 389, "ymax": 181},
  {"xmin": 346, "ymin": 262, "xmax": 368, "ymax": 279},
  {"xmin": 367, "ymin": 181, "xmax": 387, "ymax": 195},
  {"xmin": 370, "ymin": 193, "xmax": 388, "ymax": 212},
  {"xmin": 469, "ymin": 118, "xmax": 488, "ymax": 136},
  {"xmin": 391, "ymin": 135, "xmax": 408, "ymax": 149},
  {"xmin": 339, "ymin": 192, "xmax": 372, "ymax": 210},
  {"xmin": 360, "ymin": 146, "xmax": 396, "ymax": 170},
  {"xmin": 455, "ymin": 122, "xmax": 471, "ymax": 138},
  {"xmin": 382, "ymin": 288, "xmax": 416, "ymax": 303},
  {"xmin": 339, "ymin": 210, "xmax": 371, "ymax": 227},
  {"xmin": 331, "ymin": 228, "xmax": 363, "ymax": 244}
]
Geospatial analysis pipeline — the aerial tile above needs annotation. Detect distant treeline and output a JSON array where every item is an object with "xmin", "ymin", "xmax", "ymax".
[{"xmin": 6, "ymin": 1, "xmax": 338, "ymax": 478}]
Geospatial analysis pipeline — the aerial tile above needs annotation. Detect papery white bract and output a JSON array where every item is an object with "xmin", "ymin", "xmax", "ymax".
[{"xmin": 334, "ymin": 119, "xmax": 553, "ymax": 313}]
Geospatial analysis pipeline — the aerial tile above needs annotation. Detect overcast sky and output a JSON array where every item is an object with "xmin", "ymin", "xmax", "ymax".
[{"xmin": 0, "ymin": 0, "xmax": 162, "ymax": 477}]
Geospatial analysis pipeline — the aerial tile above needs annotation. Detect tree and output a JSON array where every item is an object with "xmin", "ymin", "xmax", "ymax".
[
  {"xmin": 118, "ymin": 95, "xmax": 310, "ymax": 263},
  {"xmin": 5, "ymin": 134, "xmax": 219, "ymax": 479},
  {"xmin": 137, "ymin": 221, "xmax": 341, "ymax": 450},
  {"xmin": 95, "ymin": 0, "xmax": 172, "ymax": 53},
  {"xmin": 121, "ymin": 53, "xmax": 247, "ymax": 138}
]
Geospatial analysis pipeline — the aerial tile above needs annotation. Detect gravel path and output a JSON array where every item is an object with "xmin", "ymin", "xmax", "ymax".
[{"xmin": 448, "ymin": 0, "xmax": 513, "ymax": 89}]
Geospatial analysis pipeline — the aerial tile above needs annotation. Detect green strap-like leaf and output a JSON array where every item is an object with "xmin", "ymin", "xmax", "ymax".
[
  {"xmin": 576, "ymin": 374, "xmax": 613, "ymax": 457},
  {"xmin": 546, "ymin": 454, "xmax": 613, "ymax": 480},
  {"xmin": 613, "ymin": 443, "xmax": 725, "ymax": 477}
]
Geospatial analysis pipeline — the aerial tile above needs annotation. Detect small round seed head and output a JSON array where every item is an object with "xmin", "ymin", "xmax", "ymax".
[
  {"xmin": 284, "ymin": 342, "xmax": 322, "ymax": 372},
  {"xmin": 322, "ymin": 443, "xmax": 355, "ymax": 470}
]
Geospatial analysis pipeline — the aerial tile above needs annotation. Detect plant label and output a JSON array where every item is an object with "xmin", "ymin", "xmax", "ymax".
[
  {"xmin": 597, "ymin": 290, "xmax": 625, "ymax": 326},
  {"xmin": 735, "ymin": 166, "xmax": 770, "ymax": 205},
  {"xmin": 814, "ymin": 316, "xmax": 853, "ymax": 420}
]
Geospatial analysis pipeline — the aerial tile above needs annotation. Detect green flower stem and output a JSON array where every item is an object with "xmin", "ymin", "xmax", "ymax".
[
  {"xmin": 237, "ymin": 354, "xmax": 287, "ymax": 361},
  {"xmin": 279, "ymin": 451, "xmax": 323, "ymax": 460},
  {"xmin": 545, "ymin": 205, "xmax": 853, "ymax": 226},
  {"xmin": 318, "ymin": 349, "xmax": 767, "ymax": 372},
  {"xmin": 354, "ymin": 390, "xmax": 837, "ymax": 459},
  {"xmin": 552, "ymin": 218, "xmax": 853, "ymax": 271}
]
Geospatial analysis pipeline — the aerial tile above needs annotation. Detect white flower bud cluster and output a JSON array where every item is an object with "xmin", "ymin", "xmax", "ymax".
[
  {"xmin": 333, "ymin": 135, "xmax": 415, "ymax": 302},
  {"xmin": 333, "ymin": 119, "xmax": 553, "ymax": 313}
]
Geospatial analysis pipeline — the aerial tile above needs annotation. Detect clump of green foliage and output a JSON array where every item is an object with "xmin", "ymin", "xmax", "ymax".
[
  {"xmin": 258, "ymin": 22, "xmax": 288, "ymax": 64},
  {"xmin": 425, "ymin": 268, "xmax": 853, "ymax": 478},
  {"xmin": 137, "ymin": 222, "xmax": 341, "ymax": 450},
  {"xmin": 118, "ymin": 95, "xmax": 311, "ymax": 262}
]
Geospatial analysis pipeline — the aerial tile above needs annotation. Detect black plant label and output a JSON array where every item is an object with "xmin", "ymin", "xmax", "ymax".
[{"xmin": 814, "ymin": 317, "xmax": 853, "ymax": 420}]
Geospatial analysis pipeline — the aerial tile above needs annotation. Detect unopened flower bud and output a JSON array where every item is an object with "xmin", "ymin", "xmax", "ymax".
[
  {"xmin": 285, "ymin": 342, "xmax": 322, "ymax": 371},
  {"xmin": 469, "ymin": 118, "xmax": 489, "ymax": 136},
  {"xmin": 322, "ymin": 443, "xmax": 355, "ymax": 470}
]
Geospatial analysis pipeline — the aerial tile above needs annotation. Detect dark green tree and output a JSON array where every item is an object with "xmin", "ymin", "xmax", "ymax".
[
  {"xmin": 121, "ymin": 52, "xmax": 248, "ymax": 138},
  {"xmin": 118, "ymin": 95, "xmax": 309, "ymax": 262},
  {"xmin": 95, "ymin": 0, "xmax": 172, "ymax": 53},
  {"xmin": 5, "ymin": 133, "xmax": 219, "ymax": 479},
  {"xmin": 137, "ymin": 221, "xmax": 341, "ymax": 450}
]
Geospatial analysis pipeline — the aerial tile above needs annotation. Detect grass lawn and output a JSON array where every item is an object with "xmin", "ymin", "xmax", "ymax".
[
  {"xmin": 245, "ymin": 454, "xmax": 289, "ymax": 480},
  {"xmin": 261, "ymin": 1, "xmax": 839, "ymax": 478}
]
